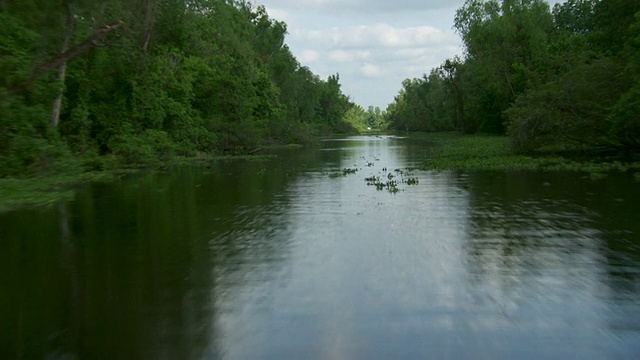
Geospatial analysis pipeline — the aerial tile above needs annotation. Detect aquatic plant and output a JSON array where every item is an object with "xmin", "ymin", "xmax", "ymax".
[
  {"xmin": 419, "ymin": 133, "xmax": 640, "ymax": 173},
  {"xmin": 0, "ymin": 171, "xmax": 121, "ymax": 212},
  {"xmin": 406, "ymin": 177, "xmax": 419, "ymax": 185},
  {"xmin": 364, "ymin": 176, "xmax": 401, "ymax": 193},
  {"xmin": 343, "ymin": 167, "xmax": 358, "ymax": 175},
  {"xmin": 328, "ymin": 167, "xmax": 359, "ymax": 178},
  {"xmin": 364, "ymin": 176, "xmax": 379, "ymax": 184}
]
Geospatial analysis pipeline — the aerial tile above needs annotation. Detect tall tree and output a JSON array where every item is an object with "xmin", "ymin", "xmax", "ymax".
[{"xmin": 454, "ymin": 0, "xmax": 553, "ymax": 133}]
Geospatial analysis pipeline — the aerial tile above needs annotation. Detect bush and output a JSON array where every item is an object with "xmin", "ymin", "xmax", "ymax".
[
  {"xmin": 109, "ymin": 129, "xmax": 176, "ymax": 165},
  {"xmin": 0, "ymin": 90, "xmax": 80, "ymax": 177},
  {"xmin": 506, "ymin": 57, "xmax": 625, "ymax": 153}
]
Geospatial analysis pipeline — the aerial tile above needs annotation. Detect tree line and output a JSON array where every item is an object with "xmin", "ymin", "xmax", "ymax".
[
  {"xmin": 0, "ymin": 0, "xmax": 357, "ymax": 176},
  {"xmin": 386, "ymin": 0, "xmax": 640, "ymax": 157}
]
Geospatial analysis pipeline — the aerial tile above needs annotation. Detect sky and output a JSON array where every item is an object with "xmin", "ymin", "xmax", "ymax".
[{"xmin": 255, "ymin": 0, "xmax": 565, "ymax": 110}]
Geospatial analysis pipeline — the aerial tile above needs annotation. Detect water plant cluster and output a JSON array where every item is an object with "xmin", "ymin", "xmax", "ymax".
[
  {"xmin": 364, "ymin": 168, "xmax": 420, "ymax": 194},
  {"xmin": 420, "ymin": 133, "xmax": 640, "ymax": 177},
  {"xmin": 364, "ymin": 176, "xmax": 399, "ymax": 193},
  {"xmin": 0, "ymin": 171, "xmax": 120, "ymax": 212},
  {"xmin": 326, "ymin": 157, "xmax": 421, "ymax": 194},
  {"xmin": 328, "ymin": 167, "xmax": 359, "ymax": 178}
]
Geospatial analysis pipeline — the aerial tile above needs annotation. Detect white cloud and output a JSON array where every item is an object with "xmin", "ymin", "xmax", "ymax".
[
  {"xmin": 264, "ymin": 8, "xmax": 292, "ymax": 24},
  {"xmin": 296, "ymin": 23, "xmax": 454, "ymax": 50},
  {"xmin": 293, "ymin": 23, "xmax": 460, "ymax": 82},
  {"xmin": 328, "ymin": 49, "xmax": 371, "ymax": 62},
  {"xmin": 361, "ymin": 63, "xmax": 384, "ymax": 78},
  {"xmin": 261, "ymin": 0, "xmax": 465, "ymax": 14},
  {"xmin": 258, "ymin": 0, "xmax": 470, "ymax": 107},
  {"xmin": 298, "ymin": 49, "xmax": 320, "ymax": 63}
]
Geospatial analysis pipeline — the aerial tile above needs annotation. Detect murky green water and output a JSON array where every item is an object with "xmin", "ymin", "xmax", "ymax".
[{"xmin": 2, "ymin": 135, "xmax": 640, "ymax": 359}]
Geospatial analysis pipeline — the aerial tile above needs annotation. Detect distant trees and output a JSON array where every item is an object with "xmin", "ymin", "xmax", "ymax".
[
  {"xmin": 0, "ymin": 0, "xmax": 356, "ymax": 176},
  {"xmin": 343, "ymin": 105, "xmax": 386, "ymax": 131},
  {"xmin": 386, "ymin": 73, "xmax": 456, "ymax": 133},
  {"xmin": 385, "ymin": 0, "xmax": 640, "ymax": 157}
]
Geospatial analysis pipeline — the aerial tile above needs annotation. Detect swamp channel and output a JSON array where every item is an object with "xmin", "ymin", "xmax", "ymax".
[{"xmin": 1, "ymin": 134, "xmax": 640, "ymax": 359}]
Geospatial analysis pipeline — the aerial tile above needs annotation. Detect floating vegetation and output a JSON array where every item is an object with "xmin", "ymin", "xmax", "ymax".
[
  {"xmin": 363, "ymin": 165, "xmax": 420, "ymax": 194},
  {"xmin": 406, "ymin": 177, "xmax": 419, "ymax": 185},
  {"xmin": 364, "ymin": 176, "xmax": 378, "ymax": 183},
  {"xmin": 418, "ymin": 132, "xmax": 640, "ymax": 173},
  {"xmin": 589, "ymin": 172, "xmax": 608, "ymax": 180},
  {"xmin": 328, "ymin": 167, "xmax": 359, "ymax": 178},
  {"xmin": 0, "ymin": 171, "xmax": 121, "ymax": 213},
  {"xmin": 364, "ymin": 176, "xmax": 401, "ymax": 193}
]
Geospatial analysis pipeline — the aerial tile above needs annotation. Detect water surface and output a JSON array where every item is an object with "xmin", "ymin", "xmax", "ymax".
[{"xmin": 2, "ymin": 135, "xmax": 639, "ymax": 359}]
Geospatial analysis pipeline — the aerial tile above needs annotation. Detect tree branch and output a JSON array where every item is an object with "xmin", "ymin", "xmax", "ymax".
[{"xmin": 10, "ymin": 20, "xmax": 124, "ymax": 94}]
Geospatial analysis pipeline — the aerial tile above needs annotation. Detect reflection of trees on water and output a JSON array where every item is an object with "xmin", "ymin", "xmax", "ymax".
[
  {"xmin": 462, "ymin": 172, "xmax": 640, "ymax": 325},
  {"xmin": 0, "ymin": 152, "xmax": 311, "ymax": 359},
  {"xmin": 0, "ymin": 174, "xmax": 220, "ymax": 359}
]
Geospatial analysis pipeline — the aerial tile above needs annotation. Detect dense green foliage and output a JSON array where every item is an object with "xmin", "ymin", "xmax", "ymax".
[
  {"xmin": 342, "ymin": 105, "xmax": 386, "ymax": 132},
  {"xmin": 419, "ymin": 132, "xmax": 640, "ymax": 173},
  {"xmin": 0, "ymin": 0, "xmax": 357, "ymax": 177},
  {"xmin": 386, "ymin": 0, "xmax": 640, "ymax": 158}
]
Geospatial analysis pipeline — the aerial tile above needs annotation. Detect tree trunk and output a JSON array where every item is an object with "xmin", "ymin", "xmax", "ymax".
[
  {"xmin": 51, "ymin": 4, "xmax": 74, "ymax": 127},
  {"xmin": 504, "ymin": 70, "xmax": 516, "ymax": 99},
  {"xmin": 32, "ymin": 20, "xmax": 124, "ymax": 81},
  {"xmin": 142, "ymin": 0, "xmax": 156, "ymax": 52},
  {"xmin": 9, "ymin": 20, "xmax": 124, "ymax": 94}
]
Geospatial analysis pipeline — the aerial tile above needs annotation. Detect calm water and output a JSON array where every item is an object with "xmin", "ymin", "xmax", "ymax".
[{"xmin": 2, "ymin": 135, "xmax": 640, "ymax": 359}]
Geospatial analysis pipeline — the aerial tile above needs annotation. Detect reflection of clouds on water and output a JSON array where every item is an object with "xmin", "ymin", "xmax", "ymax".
[
  {"xmin": 213, "ymin": 136, "xmax": 640, "ymax": 358},
  {"xmin": 191, "ymin": 138, "xmax": 640, "ymax": 358},
  {"xmin": 463, "ymin": 171, "xmax": 640, "ymax": 356},
  {"xmin": 216, "ymin": 135, "xmax": 477, "ymax": 358}
]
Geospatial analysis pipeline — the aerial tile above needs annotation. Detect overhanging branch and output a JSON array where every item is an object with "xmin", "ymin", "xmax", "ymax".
[{"xmin": 10, "ymin": 20, "xmax": 124, "ymax": 94}]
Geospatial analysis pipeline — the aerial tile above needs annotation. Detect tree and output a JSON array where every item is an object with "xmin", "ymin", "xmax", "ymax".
[
  {"xmin": 343, "ymin": 105, "xmax": 369, "ymax": 132},
  {"xmin": 609, "ymin": 12, "xmax": 640, "ymax": 151},
  {"xmin": 506, "ymin": 57, "xmax": 626, "ymax": 153},
  {"xmin": 453, "ymin": 0, "xmax": 554, "ymax": 134},
  {"xmin": 0, "ymin": 0, "xmax": 358, "ymax": 175},
  {"xmin": 552, "ymin": 0, "xmax": 597, "ymax": 34}
]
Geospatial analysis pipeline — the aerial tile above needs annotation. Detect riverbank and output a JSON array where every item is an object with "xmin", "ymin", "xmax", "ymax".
[
  {"xmin": 0, "ymin": 171, "xmax": 121, "ymax": 213},
  {"xmin": 420, "ymin": 132, "xmax": 640, "ymax": 175},
  {"xmin": 3, "ymin": 133, "xmax": 639, "ymax": 212},
  {"xmin": 0, "ymin": 151, "xmax": 283, "ymax": 213}
]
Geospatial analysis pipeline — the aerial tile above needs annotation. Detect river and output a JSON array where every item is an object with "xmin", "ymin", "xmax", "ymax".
[{"xmin": 1, "ymin": 134, "xmax": 639, "ymax": 359}]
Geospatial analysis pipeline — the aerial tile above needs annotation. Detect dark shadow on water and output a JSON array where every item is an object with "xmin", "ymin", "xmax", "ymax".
[{"xmin": 0, "ymin": 151, "xmax": 320, "ymax": 359}]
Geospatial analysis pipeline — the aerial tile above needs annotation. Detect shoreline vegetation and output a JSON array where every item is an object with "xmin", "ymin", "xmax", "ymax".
[
  {"xmin": 3, "ymin": 132, "xmax": 639, "ymax": 213},
  {"xmin": 419, "ymin": 133, "xmax": 640, "ymax": 174},
  {"xmin": 2, "ymin": 0, "xmax": 639, "ymax": 211},
  {"xmin": 385, "ymin": 0, "xmax": 640, "ymax": 161},
  {"xmin": 0, "ymin": 144, "xmax": 294, "ymax": 213}
]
